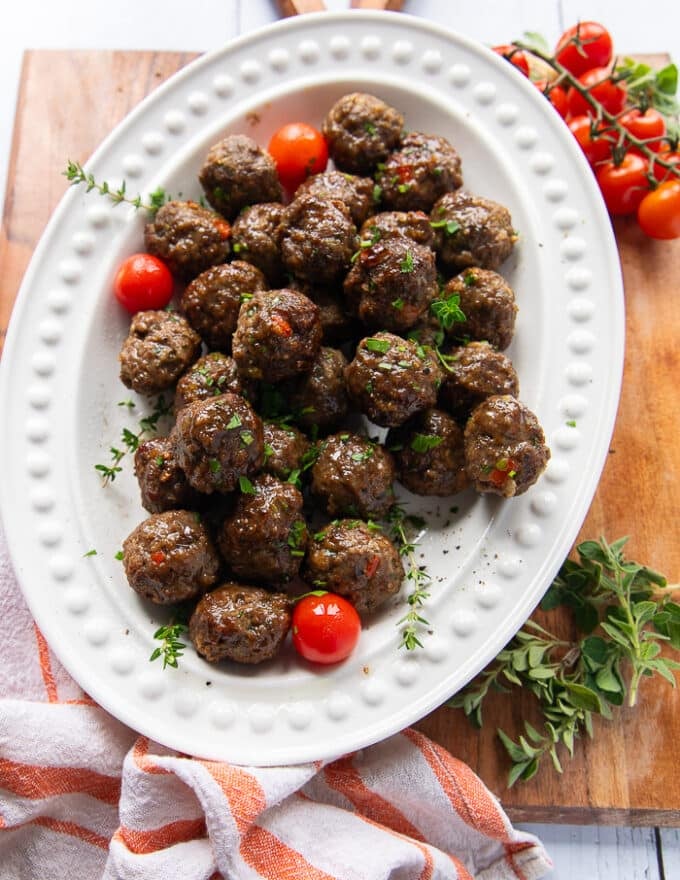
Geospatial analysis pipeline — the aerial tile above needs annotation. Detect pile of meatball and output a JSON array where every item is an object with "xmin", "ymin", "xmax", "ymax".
[{"xmin": 118, "ymin": 92, "xmax": 550, "ymax": 666}]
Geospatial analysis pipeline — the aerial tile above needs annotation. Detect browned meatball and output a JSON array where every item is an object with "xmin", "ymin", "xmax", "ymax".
[
  {"xmin": 387, "ymin": 409, "xmax": 469, "ymax": 496},
  {"xmin": 199, "ymin": 134, "xmax": 283, "ymax": 220},
  {"xmin": 189, "ymin": 583, "xmax": 291, "ymax": 664},
  {"xmin": 231, "ymin": 202, "xmax": 286, "ymax": 285},
  {"xmin": 376, "ymin": 132, "xmax": 462, "ymax": 212},
  {"xmin": 286, "ymin": 346, "xmax": 349, "ymax": 432},
  {"xmin": 442, "ymin": 269, "xmax": 517, "ymax": 351},
  {"xmin": 290, "ymin": 281, "xmax": 358, "ymax": 345},
  {"xmin": 122, "ymin": 510, "xmax": 220, "ymax": 604},
  {"xmin": 218, "ymin": 474, "xmax": 308, "ymax": 583},
  {"xmin": 359, "ymin": 211, "xmax": 435, "ymax": 249},
  {"xmin": 464, "ymin": 395, "xmax": 550, "ymax": 498},
  {"xmin": 280, "ymin": 194, "xmax": 358, "ymax": 284},
  {"xmin": 438, "ymin": 341, "xmax": 519, "ymax": 422},
  {"xmin": 311, "ymin": 432, "xmax": 395, "ymax": 519},
  {"xmin": 180, "ymin": 262, "xmax": 267, "ymax": 351},
  {"xmin": 345, "ymin": 333, "xmax": 442, "ymax": 428},
  {"xmin": 430, "ymin": 191, "xmax": 517, "ymax": 272},
  {"xmin": 134, "ymin": 436, "xmax": 199, "ymax": 513},
  {"xmin": 296, "ymin": 170, "xmax": 374, "ymax": 226},
  {"xmin": 343, "ymin": 237, "xmax": 437, "ymax": 332},
  {"xmin": 304, "ymin": 520, "xmax": 403, "ymax": 614},
  {"xmin": 171, "ymin": 392, "xmax": 264, "ymax": 494},
  {"xmin": 144, "ymin": 201, "xmax": 231, "ymax": 281},
  {"xmin": 322, "ymin": 92, "xmax": 404, "ymax": 175},
  {"xmin": 263, "ymin": 422, "xmax": 312, "ymax": 481},
  {"xmin": 232, "ymin": 288, "xmax": 322, "ymax": 382},
  {"xmin": 173, "ymin": 351, "xmax": 257, "ymax": 415},
  {"xmin": 119, "ymin": 311, "xmax": 202, "ymax": 395}
]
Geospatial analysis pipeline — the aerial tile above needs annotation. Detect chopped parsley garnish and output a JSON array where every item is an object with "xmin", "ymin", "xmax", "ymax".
[
  {"xmin": 400, "ymin": 250, "xmax": 415, "ymax": 273},
  {"xmin": 364, "ymin": 121, "xmax": 377, "ymax": 135},
  {"xmin": 430, "ymin": 219, "xmax": 461, "ymax": 236},
  {"xmin": 240, "ymin": 430, "xmax": 255, "ymax": 446},
  {"xmin": 227, "ymin": 413, "xmax": 243, "ymax": 429},
  {"xmin": 463, "ymin": 270, "xmax": 477, "ymax": 286},
  {"xmin": 410, "ymin": 433, "xmax": 444, "ymax": 453},
  {"xmin": 238, "ymin": 475, "xmax": 256, "ymax": 494},
  {"xmin": 208, "ymin": 458, "xmax": 221, "ymax": 474},
  {"xmin": 372, "ymin": 183, "xmax": 382, "ymax": 203},
  {"xmin": 365, "ymin": 337, "xmax": 391, "ymax": 354},
  {"xmin": 392, "ymin": 298, "xmax": 405, "ymax": 310}
]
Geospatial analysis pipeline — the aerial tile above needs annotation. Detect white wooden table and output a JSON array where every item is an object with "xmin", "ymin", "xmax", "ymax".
[{"xmin": 1, "ymin": 2, "xmax": 679, "ymax": 876}]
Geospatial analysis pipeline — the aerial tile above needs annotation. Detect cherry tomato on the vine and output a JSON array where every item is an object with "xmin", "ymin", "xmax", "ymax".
[
  {"xmin": 555, "ymin": 22, "xmax": 613, "ymax": 77},
  {"xmin": 268, "ymin": 122, "xmax": 328, "ymax": 193},
  {"xmin": 566, "ymin": 67, "xmax": 627, "ymax": 118},
  {"xmin": 492, "ymin": 44, "xmax": 530, "ymax": 77},
  {"xmin": 596, "ymin": 153, "xmax": 650, "ymax": 216},
  {"xmin": 651, "ymin": 148, "xmax": 680, "ymax": 183},
  {"xmin": 292, "ymin": 592, "xmax": 361, "ymax": 665},
  {"xmin": 533, "ymin": 79, "xmax": 568, "ymax": 118},
  {"xmin": 113, "ymin": 253, "xmax": 174, "ymax": 313},
  {"xmin": 567, "ymin": 115, "xmax": 614, "ymax": 166},
  {"xmin": 637, "ymin": 181, "xmax": 680, "ymax": 240},
  {"xmin": 619, "ymin": 108, "xmax": 667, "ymax": 153}
]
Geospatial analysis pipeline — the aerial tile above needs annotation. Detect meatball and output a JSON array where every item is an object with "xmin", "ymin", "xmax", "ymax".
[
  {"xmin": 173, "ymin": 352, "xmax": 253, "ymax": 413},
  {"xmin": 262, "ymin": 422, "xmax": 312, "ymax": 481},
  {"xmin": 430, "ymin": 190, "xmax": 517, "ymax": 272},
  {"xmin": 134, "ymin": 436, "xmax": 198, "ymax": 513},
  {"xmin": 232, "ymin": 288, "xmax": 322, "ymax": 382},
  {"xmin": 286, "ymin": 346, "xmax": 349, "ymax": 432},
  {"xmin": 387, "ymin": 409, "xmax": 469, "ymax": 496},
  {"xmin": 359, "ymin": 211, "xmax": 435, "ymax": 249},
  {"xmin": 122, "ymin": 510, "xmax": 220, "ymax": 604},
  {"xmin": 343, "ymin": 237, "xmax": 437, "ymax": 332},
  {"xmin": 296, "ymin": 170, "xmax": 375, "ymax": 226},
  {"xmin": 231, "ymin": 202, "xmax": 286, "ymax": 285},
  {"xmin": 180, "ymin": 261, "xmax": 268, "ymax": 351},
  {"xmin": 311, "ymin": 432, "xmax": 395, "ymax": 519},
  {"xmin": 171, "ymin": 392, "xmax": 264, "ymax": 494},
  {"xmin": 345, "ymin": 333, "xmax": 442, "ymax": 428},
  {"xmin": 322, "ymin": 92, "xmax": 404, "ymax": 175},
  {"xmin": 199, "ymin": 134, "xmax": 283, "ymax": 220},
  {"xmin": 218, "ymin": 474, "xmax": 308, "ymax": 583},
  {"xmin": 438, "ymin": 341, "xmax": 519, "ymax": 422},
  {"xmin": 119, "ymin": 310, "xmax": 202, "ymax": 395},
  {"xmin": 290, "ymin": 281, "xmax": 358, "ymax": 345},
  {"xmin": 442, "ymin": 269, "xmax": 517, "ymax": 351},
  {"xmin": 376, "ymin": 132, "xmax": 463, "ymax": 212},
  {"xmin": 464, "ymin": 395, "xmax": 550, "ymax": 498},
  {"xmin": 189, "ymin": 583, "xmax": 291, "ymax": 664},
  {"xmin": 144, "ymin": 200, "xmax": 231, "ymax": 281},
  {"xmin": 304, "ymin": 520, "xmax": 403, "ymax": 614},
  {"xmin": 280, "ymin": 194, "xmax": 357, "ymax": 284}
]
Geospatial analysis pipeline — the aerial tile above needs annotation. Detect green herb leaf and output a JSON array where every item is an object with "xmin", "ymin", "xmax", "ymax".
[
  {"xmin": 410, "ymin": 433, "xmax": 444, "ymax": 453},
  {"xmin": 365, "ymin": 337, "xmax": 391, "ymax": 354}
]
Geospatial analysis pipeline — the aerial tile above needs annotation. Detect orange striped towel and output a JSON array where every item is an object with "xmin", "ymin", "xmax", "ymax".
[{"xmin": 0, "ymin": 525, "xmax": 552, "ymax": 879}]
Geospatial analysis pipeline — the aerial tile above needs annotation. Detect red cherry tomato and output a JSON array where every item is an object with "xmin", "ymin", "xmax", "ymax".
[
  {"xmin": 533, "ymin": 79, "xmax": 568, "ymax": 118},
  {"xmin": 596, "ymin": 153, "xmax": 650, "ymax": 216},
  {"xmin": 292, "ymin": 592, "xmax": 361, "ymax": 665},
  {"xmin": 567, "ymin": 115, "xmax": 614, "ymax": 165},
  {"xmin": 637, "ymin": 181, "xmax": 680, "ymax": 239},
  {"xmin": 113, "ymin": 253, "xmax": 174, "ymax": 313},
  {"xmin": 555, "ymin": 22, "xmax": 613, "ymax": 77},
  {"xmin": 268, "ymin": 122, "xmax": 329, "ymax": 193},
  {"xmin": 492, "ymin": 44, "xmax": 530, "ymax": 77},
  {"xmin": 566, "ymin": 68, "xmax": 627, "ymax": 118},
  {"xmin": 651, "ymin": 148, "xmax": 680, "ymax": 183},
  {"xmin": 619, "ymin": 108, "xmax": 667, "ymax": 153}
]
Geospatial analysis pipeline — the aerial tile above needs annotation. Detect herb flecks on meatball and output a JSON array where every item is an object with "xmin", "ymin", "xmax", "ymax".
[
  {"xmin": 144, "ymin": 200, "xmax": 231, "ymax": 281},
  {"xmin": 442, "ymin": 268, "xmax": 518, "ymax": 351},
  {"xmin": 199, "ymin": 134, "xmax": 283, "ymax": 220},
  {"xmin": 359, "ymin": 211, "xmax": 435, "ymax": 249},
  {"xmin": 286, "ymin": 346, "xmax": 349, "ymax": 432},
  {"xmin": 232, "ymin": 288, "xmax": 322, "ymax": 383},
  {"xmin": 345, "ymin": 332, "xmax": 442, "ymax": 428},
  {"xmin": 280, "ymin": 194, "xmax": 358, "ymax": 285},
  {"xmin": 376, "ymin": 132, "xmax": 463, "ymax": 213},
  {"xmin": 322, "ymin": 92, "xmax": 404, "ymax": 175},
  {"xmin": 171, "ymin": 392, "xmax": 264, "ymax": 494},
  {"xmin": 134, "ymin": 436, "xmax": 198, "ymax": 513},
  {"xmin": 262, "ymin": 422, "xmax": 312, "ymax": 482},
  {"xmin": 464, "ymin": 395, "xmax": 550, "ymax": 498},
  {"xmin": 304, "ymin": 519, "xmax": 403, "ymax": 614},
  {"xmin": 173, "ymin": 352, "xmax": 253, "ymax": 414},
  {"xmin": 123, "ymin": 510, "xmax": 220, "ymax": 604},
  {"xmin": 438, "ymin": 341, "xmax": 519, "ymax": 422},
  {"xmin": 296, "ymin": 170, "xmax": 375, "ymax": 226},
  {"xmin": 231, "ymin": 202, "xmax": 286, "ymax": 285},
  {"xmin": 189, "ymin": 583, "xmax": 291, "ymax": 664},
  {"xmin": 119, "ymin": 310, "xmax": 202, "ymax": 396},
  {"xmin": 430, "ymin": 190, "xmax": 517, "ymax": 272}
]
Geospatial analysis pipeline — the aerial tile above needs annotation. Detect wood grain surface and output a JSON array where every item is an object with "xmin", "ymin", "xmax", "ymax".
[{"xmin": 1, "ymin": 49, "xmax": 678, "ymax": 825}]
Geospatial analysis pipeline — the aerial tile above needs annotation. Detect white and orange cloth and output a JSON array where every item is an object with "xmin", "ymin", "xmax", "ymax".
[{"xmin": 0, "ymin": 522, "xmax": 552, "ymax": 879}]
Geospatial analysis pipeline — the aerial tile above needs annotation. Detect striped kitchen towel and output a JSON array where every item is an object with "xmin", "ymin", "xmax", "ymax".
[{"xmin": 0, "ymin": 522, "xmax": 552, "ymax": 879}]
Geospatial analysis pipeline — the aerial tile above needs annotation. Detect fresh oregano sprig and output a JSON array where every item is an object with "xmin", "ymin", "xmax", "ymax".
[
  {"xmin": 388, "ymin": 505, "xmax": 432, "ymax": 650},
  {"xmin": 64, "ymin": 160, "xmax": 170, "ymax": 213},
  {"xmin": 95, "ymin": 395, "xmax": 171, "ymax": 485},
  {"xmin": 448, "ymin": 536, "xmax": 680, "ymax": 785}
]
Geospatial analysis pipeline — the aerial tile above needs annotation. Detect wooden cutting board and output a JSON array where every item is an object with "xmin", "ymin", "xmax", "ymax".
[{"xmin": 1, "ymin": 50, "xmax": 679, "ymax": 826}]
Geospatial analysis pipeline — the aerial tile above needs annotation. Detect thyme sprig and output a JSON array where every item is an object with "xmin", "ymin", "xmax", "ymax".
[
  {"xmin": 64, "ymin": 160, "xmax": 169, "ymax": 213},
  {"xmin": 449, "ymin": 537, "xmax": 680, "ymax": 785},
  {"xmin": 388, "ymin": 505, "xmax": 432, "ymax": 650},
  {"xmin": 95, "ymin": 395, "xmax": 171, "ymax": 485},
  {"xmin": 149, "ymin": 622, "xmax": 188, "ymax": 669}
]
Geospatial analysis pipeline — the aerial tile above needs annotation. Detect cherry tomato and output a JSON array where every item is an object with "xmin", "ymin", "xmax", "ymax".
[
  {"xmin": 596, "ymin": 153, "xmax": 650, "ymax": 216},
  {"xmin": 637, "ymin": 181, "xmax": 680, "ymax": 239},
  {"xmin": 555, "ymin": 22, "xmax": 613, "ymax": 77},
  {"xmin": 620, "ymin": 108, "xmax": 666, "ymax": 153},
  {"xmin": 567, "ymin": 115, "xmax": 614, "ymax": 165},
  {"xmin": 533, "ymin": 79, "xmax": 568, "ymax": 118},
  {"xmin": 651, "ymin": 148, "xmax": 680, "ymax": 183},
  {"xmin": 268, "ymin": 122, "xmax": 328, "ymax": 192},
  {"xmin": 566, "ymin": 68, "xmax": 627, "ymax": 118},
  {"xmin": 292, "ymin": 592, "xmax": 361, "ymax": 665},
  {"xmin": 492, "ymin": 44, "xmax": 530, "ymax": 77},
  {"xmin": 113, "ymin": 253, "xmax": 174, "ymax": 313}
]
